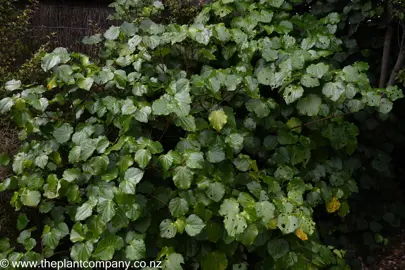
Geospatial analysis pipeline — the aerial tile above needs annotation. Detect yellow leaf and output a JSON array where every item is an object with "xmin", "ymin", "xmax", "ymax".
[
  {"xmin": 208, "ymin": 109, "xmax": 228, "ymax": 132},
  {"xmin": 47, "ymin": 76, "xmax": 57, "ymax": 90},
  {"xmin": 267, "ymin": 219, "xmax": 278, "ymax": 229},
  {"xmin": 295, "ymin": 229, "xmax": 308, "ymax": 241},
  {"xmin": 326, "ymin": 197, "xmax": 341, "ymax": 213}
]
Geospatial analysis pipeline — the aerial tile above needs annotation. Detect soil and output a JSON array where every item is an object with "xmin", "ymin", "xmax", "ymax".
[{"xmin": 371, "ymin": 228, "xmax": 405, "ymax": 270}]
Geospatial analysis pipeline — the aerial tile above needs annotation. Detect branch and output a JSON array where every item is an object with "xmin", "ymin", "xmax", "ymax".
[
  {"xmin": 290, "ymin": 112, "xmax": 352, "ymax": 130},
  {"xmin": 158, "ymin": 118, "xmax": 172, "ymax": 141},
  {"xmin": 379, "ymin": 8, "xmax": 393, "ymax": 88},
  {"xmin": 388, "ymin": 29, "xmax": 405, "ymax": 86}
]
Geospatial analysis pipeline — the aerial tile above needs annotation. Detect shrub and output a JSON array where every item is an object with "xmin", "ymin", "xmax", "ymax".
[
  {"xmin": 0, "ymin": 0, "xmax": 49, "ymax": 86},
  {"xmin": 0, "ymin": 0, "xmax": 403, "ymax": 269}
]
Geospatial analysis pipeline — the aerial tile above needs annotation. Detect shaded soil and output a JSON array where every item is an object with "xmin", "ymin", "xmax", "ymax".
[{"xmin": 371, "ymin": 228, "xmax": 405, "ymax": 270}]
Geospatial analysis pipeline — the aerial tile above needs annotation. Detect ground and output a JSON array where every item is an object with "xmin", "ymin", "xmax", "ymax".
[{"xmin": 373, "ymin": 228, "xmax": 405, "ymax": 270}]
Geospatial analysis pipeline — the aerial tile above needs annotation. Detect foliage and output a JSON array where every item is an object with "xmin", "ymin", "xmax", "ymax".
[
  {"xmin": 289, "ymin": 0, "xmax": 405, "ymax": 266},
  {"xmin": 162, "ymin": 0, "xmax": 209, "ymax": 24},
  {"xmin": 0, "ymin": 0, "xmax": 48, "ymax": 86},
  {"xmin": 0, "ymin": 0, "xmax": 404, "ymax": 269}
]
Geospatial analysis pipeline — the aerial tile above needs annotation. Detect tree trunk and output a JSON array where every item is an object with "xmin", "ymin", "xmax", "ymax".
[
  {"xmin": 388, "ymin": 32, "xmax": 405, "ymax": 86},
  {"xmin": 379, "ymin": 8, "xmax": 393, "ymax": 88}
]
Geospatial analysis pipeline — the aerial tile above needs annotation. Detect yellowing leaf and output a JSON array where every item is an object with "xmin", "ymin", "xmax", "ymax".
[
  {"xmin": 267, "ymin": 219, "xmax": 278, "ymax": 229},
  {"xmin": 209, "ymin": 110, "xmax": 228, "ymax": 132},
  {"xmin": 295, "ymin": 229, "xmax": 308, "ymax": 241},
  {"xmin": 326, "ymin": 197, "xmax": 341, "ymax": 213},
  {"xmin": 47, "ymin": 76, "xmax": 58, "ymax": 90}
]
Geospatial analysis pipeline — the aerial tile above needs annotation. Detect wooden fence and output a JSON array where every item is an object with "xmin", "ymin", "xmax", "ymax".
[{"xmin": 28, "ymin": 3, "xmax": 116, "ymax": 56}]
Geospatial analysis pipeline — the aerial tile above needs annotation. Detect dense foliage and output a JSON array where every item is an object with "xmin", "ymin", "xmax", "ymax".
[
  {"xmin": 0, "ymin": 0, "xmax": 48, "ymax": 86},
  {"xmin": 0, "ymin": 0, "xmax": 404, "ymax": 269}
]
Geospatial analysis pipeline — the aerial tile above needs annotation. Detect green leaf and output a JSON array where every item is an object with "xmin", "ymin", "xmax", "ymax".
[
  {"xmin": 84, "ymin": 156, "xmax": 109, "ymax": 175},
  {"xmin": 300, "ymin": 75, "xmax": 320, "ymax": 88},
  {"xmin": 134, "ymin": 149, "xmax": 152, "ymax": 169},
  {"xmin": 5, "ymin": 79, "xmax": 22, "ymax": 91},
  {"xmin": 174, "ymin": 115, "xmax": 196, "ymax": 132},
  {"xmin": 206, "ymin": 182, "xmax": 225, "ymax": 202},
  {"xmin": 173, "ymin": 166, "xmax": 193, "ymax": 189},
  {"xmin": 82, "ymin": 34, "xmax": 102, "ymax": 45},
  {"xmin": 297, "ymin": 94, "xmax": 322, "ymax": 116},
  {"xmin": 233, "ymin": 154, "xmax": 252, "ymax": 172},
  {"xmin": 268, "ymin": 239, "xmax": 289, "ymax": 259},
  {"xmin": 379, "ymin": 98, "xmax": 393, "ymax": 114},
  {"xmin": 126, "ymin": 237, "xmax": 145, "ymax": 260},
  {"xmin": 71, "ymin": 242, "xmax": 93, "ymax": 261},
  {"xmin": 128, "ymin": 35, "xmax": 142, "ymax": 50},
  {"xmin": 34, "ymin": 155, "xmax": 48, "ymax": 169},
  {"xmin": 126, "ymin": 203, "xmax": 141, "ymax": 221},
  {"xmin": 135, "ymin": 106, "xmax": 151, "ymax": 123},
  {"xmin": 226, "ymin": 133, "xmax": 244, "ymax": 151},
  {"xmin": 21, "ymin": 190, "xmax": 41, "ymax": 207},
  {"xmin": 0, "ymin": 153, "xmax": 10, "ymax": 166},
  {"xmin": 75, "ymin": 201, "xmax": 95, "ymax": 221},
  {"xmin": 42, "ymin": 225, "xmax": 62, "ymax": 250},
  {"xmin": 237, "ymin": 224, "xmax": 259, "ymax": 246},
  {"xmin": 209, "ymin": 110, "xmax": 228, "ymax": 132},
  {"xmin": 0, "ymin": 97, "xmax": 14, "ymax": 113},
  {"xmin": 63, "ymin": 168, "xmax": 81, "ymax": 183},
  {"xmin": 268, "ymin": 0, "xmax": 284, "ymax": 8},
  {"xmin": 159, "ymin": 153, "xmax": 173, "ymax": 170},
  {"xmin": 120, "ymin": 168, "xmax": 144, "ymax": 194},
  {"xmin": 163, "ymin": 253, "xmax": 184, "ymax": 270},
  {"xmin": 41, "ymin": 48, "xmax": 69, "ymax": 71},
  {"xmin": 17, "ymin": 214, "xmax": 29, "ymax": 231},
  {"xmin": 256, "ymin": 201, "xmax": 276, "ymax": 226},
  {"xmin": 97, "ymin": 199, "xmax": 117, "ymax": 222},
  {"xmin": 169, "ymin": 198, "xmax": 189, "ymax": 218},
  {"xmin": 69, "ymin": 146, "xmax": 81, "ymax": 163},
  {"xmin": 185, "ymin": 214, "xmax": 205, "ymax": 236},
  {"xmin": 31, "ymin": 97, "xmax": 49, "ymax": 112},
  {"xmin": 245, "ymin": 99, "xmax": 270, "ymax": 118},
  {"xmin": 80, "ymin": 139, "xmax": 98, "ymax": 161},
  {"xmin": 322, "ymin": 82, "xmax": 345, "ymax": 101},
  {"xmin": 124, "ymin": 167, "xmax": 144, "ymax": 184},
  {"xmin": 152, "ymin": 96, "xmax": 171, "ymax": 115},
  {"xmin": 121, "ymin": 99, "xmax": 137, "ymax": 115},
  {"xmin": 214, "ymin": 24, "xmax": 231, "ymax": 42},
  {"xmin": 283, "ymin": 85, "xmax": 304, "ymax": 104},
  {"xmin": 70, "ymin": 223, "xmax": 86, "ymax": 242},
  {"xmin": 219, "ymin": 199, "xmax": 240, "ymax": 216},
  {"xmin": 77, "ymin": 77, "xmax": 94, "ymax": 90},
  {"xmin": 185, "ymin": 151, "xmax": 204, "ymax": 169},
  {"xmin": 306, "ymin": 63, "xmax": 329, "ymax": 79},
  {"xmin": 202, "ymin": 251, "xmax": 228, "ymax": 270},
  {"xmin": 104, "ymin": 26, "xmax": 120, "ymax": 40},
  {"xmin": 53, "ymin": 124, "xmax": 74, "ymax": 144},
  {"xmin": 160, "ymin": 219, "xmax": 177, "ymax": 239},
  {"xmin": 223, "ymin": 212, "xmax": 247, "ymax": 237},
  {"xmin": 93, "ymin": 234, "xmax": 124, "ymax": 260},
  {"xmin": 277, "ymin": 214, "xmax": 299, "ymax": 234},
  {"xmin": 207, "ymin": 145, "xmax": 226, "ymax": 163},
  {"xmin": 0, "ymin": 238, "xmax": 10, "ymax": 252}
]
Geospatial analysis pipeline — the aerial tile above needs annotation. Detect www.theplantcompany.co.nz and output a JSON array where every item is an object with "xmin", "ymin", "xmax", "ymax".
[{"xmin": 0, "ymin": 258, "xmax": 163, "ymax": 269}]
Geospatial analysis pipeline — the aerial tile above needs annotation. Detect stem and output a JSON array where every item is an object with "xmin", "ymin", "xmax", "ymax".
[
  {"xmin": 388, "ymin": 30, "xmax": 405, "ymax": 86},
  {"xmin": 158, "ymin": 118, "xmax": 171, "ymax": 141},
  {"xmin": 149, "ymin": 194, "xmax": 168, "ymax": 207},
  {"xmin": 379, "ymin": 7, "xmax": 394, "ymax": 88},
  {"xmin": 290, "ymin": 112, "xmax": 352, "ymax": 130}
]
